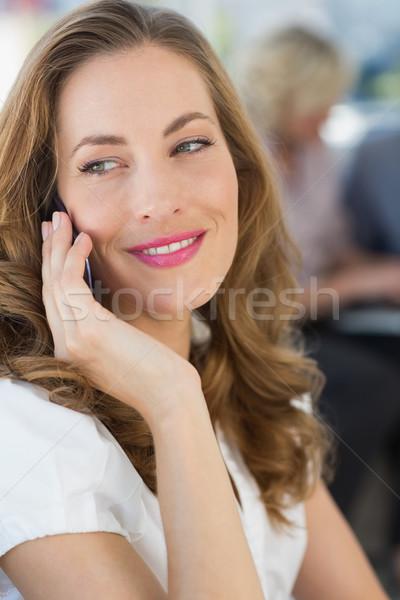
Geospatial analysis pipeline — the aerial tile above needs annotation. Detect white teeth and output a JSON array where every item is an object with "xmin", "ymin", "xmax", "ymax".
[
  {"xmin": 169, "ymin": 241, "xmax": 181, "ymax": 253},
  {"xmin": 142, "ymin": 236, "xmax": 197, "ymax": 256},
  {"xmin": 156, "ymin": 244, "xmax": 170, "ymax": 254}
]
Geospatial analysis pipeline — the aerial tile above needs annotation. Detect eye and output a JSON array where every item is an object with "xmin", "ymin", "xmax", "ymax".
[
  {"xmin": 173, "ymin": 138, "xmax": 214, "ymax": 155},
  {"xmin": 78, "ymin": 159, "xmax": 120, "ymax": 176}
]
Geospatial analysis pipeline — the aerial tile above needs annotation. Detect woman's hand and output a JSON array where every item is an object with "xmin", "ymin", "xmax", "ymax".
[
  {"xmin": 331, "ymin": 258, "xmax": 400, "ymax": 306},
  {"xmin": 41, "ymin": 211, "xmax": 201, "ymax": 424},
  {"xmin": 42, "ymin": 212, "xmax": 266, "ymax": 600}
]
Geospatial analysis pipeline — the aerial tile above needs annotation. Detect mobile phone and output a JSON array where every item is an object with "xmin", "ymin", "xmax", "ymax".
[{"xmin": 50, "ymin": 193, "xmax": 93, "ymax": 290}]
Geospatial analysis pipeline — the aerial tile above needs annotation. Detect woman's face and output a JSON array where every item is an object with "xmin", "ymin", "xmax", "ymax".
[{"xmin": 56, "ymin": 45, "xmax": 238, "ymax": 320}]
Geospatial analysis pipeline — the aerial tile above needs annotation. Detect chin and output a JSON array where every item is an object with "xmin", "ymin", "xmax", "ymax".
[
  {"xmin": 144, "ymin": 289, "xmax": 215, "ymax": 319},
  {"xmin": 137, "ymin": 274, "xmax": 224, "ymax": 319}
]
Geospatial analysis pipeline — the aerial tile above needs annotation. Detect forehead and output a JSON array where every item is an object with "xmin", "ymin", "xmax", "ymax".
[{"xmin": 57, "ymin": 45, "xmax": 217, "ymax": 136}]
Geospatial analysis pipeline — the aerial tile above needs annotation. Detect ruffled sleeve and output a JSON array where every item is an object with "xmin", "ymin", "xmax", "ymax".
[{"xmin": 0, "ymin": 377, "xmax": 146, "ymax": 595}]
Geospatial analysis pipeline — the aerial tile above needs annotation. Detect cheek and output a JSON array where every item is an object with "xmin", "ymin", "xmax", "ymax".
[
  {"xmin": 58, "ymin": 172, "xmax": 129, "ymax": 229},
  {"xmin": 205, "ymin": 156, "xmax": 238, "ymax": 212},
  {"xmin": 201, "ymin": 166, "xmax": 238, "ymax": 287},
  {"xmin": 68, "ymin": 204, "xmax": 124, "ymax": 283},
  {"xmin": 216, "ymin": 162, "xmax": 239, "ymax": 241}
]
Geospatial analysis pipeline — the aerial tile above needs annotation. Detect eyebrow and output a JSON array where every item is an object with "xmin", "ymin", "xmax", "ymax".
[
  {"xmin": 71, "ymin": 134, "xmax": 127, "ymax": 157},
  {"xmin": 163, "ymin": 111, "xmax": 215, "ymax": 137},
  {"xmin": 70, "ymin": 112, "xmax": 215, "ymax": 157}
]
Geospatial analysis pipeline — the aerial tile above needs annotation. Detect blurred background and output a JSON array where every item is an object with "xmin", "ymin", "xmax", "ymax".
[
  {"xmin": 1, "ymin": 0, "xmax": 400, "ymax": 597},
  {"xmin": 2, "ymin": 0, "xmax": 400, "ymax": 146}
]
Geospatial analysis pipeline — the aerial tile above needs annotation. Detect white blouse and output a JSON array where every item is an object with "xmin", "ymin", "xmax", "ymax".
[{"xmin": 0, "ymin": 378, "xmax": 307, "ymax": 599}]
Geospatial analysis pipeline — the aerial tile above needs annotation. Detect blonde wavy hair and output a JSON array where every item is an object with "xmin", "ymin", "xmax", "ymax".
[
  {"xmin": 0, "ymin": 0, "xmax": 330, "ymax": 527},
  {"xmin": 238, "ymin": 25, "xmax": 352, "ymax": 135}
]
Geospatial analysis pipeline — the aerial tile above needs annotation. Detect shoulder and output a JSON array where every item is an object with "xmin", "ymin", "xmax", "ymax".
[
  {"xmin": 0, "ymin": 377, "xmax": 127, "ymax": 484},
  {"xmin": 0, "ymin": 376, "xmax": 88, "ymax": 433},
  {"xmin": 0, "ymin": 378, "xmax": 146, "ymax": 558}
]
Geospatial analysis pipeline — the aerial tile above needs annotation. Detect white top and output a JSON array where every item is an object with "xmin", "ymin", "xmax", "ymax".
[{"xmin": 0, "ymin": 378, "xmax": 307, "ymax": 599}]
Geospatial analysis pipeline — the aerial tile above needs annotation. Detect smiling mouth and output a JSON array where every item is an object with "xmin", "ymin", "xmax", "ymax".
[
  {"xmin": 141, "ymin": 235, "xmax": 200, "ymax": 256},
  {"xmin": 128, "ymin": 229, "xmax": 206, "ymax": 268}
]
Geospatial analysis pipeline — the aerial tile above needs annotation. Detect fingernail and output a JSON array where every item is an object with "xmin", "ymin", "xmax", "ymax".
[
  {"xmin": 52, "ymin": 211, "xmax": 60, "ymax": 230},
  {"xmin": 74, "ymin": 232, "xmax": 84, "ymax": 244},
  {"xmin": 41, "ymin": 222, "xmax": 49, "ymax": 241}
]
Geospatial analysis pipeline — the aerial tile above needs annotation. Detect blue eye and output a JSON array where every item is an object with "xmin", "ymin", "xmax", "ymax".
[
  {"xmin": 78, "ymin": 159, "xmax": 119, "ymax": 176},
  {"xmin": 176, "ymin": 141, "xmax": 198, "ymax": 153},
  {"xmin": 174, "ymin": 138, "xmax": 214, "ymax": 155}
]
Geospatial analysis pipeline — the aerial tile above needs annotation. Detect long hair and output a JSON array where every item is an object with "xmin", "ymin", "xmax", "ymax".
[{"xmin": 0, "ymin": 0, "xmax": 330, "ymax": 526}]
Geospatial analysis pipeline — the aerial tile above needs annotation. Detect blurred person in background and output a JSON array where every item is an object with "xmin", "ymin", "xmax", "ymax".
[
  {"xmin": 345, "ymin": 127, "xmax": 400, "ymax": 578},
  {"xmin": 239, "ymin": 24, "xmax": 400, "ymax": 574}
]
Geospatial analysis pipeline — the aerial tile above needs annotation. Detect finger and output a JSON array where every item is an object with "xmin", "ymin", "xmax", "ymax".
[
  {"xmin": 41, "ymin": 220, "xmax": 52, "ymax": 297},
  {"xmin": 44, "ymin": 212, "xmax": 87, "ymax": 332},
  {"xmin": 42, "ymin": 221, "xmax": 60, "ymax": 320},
  {"xmin": 42, "ymin": 215, "xmax": 94, "ymax": 358},
  {"xmin": 46, "ymin": 213, "xmax": 79, "ymax": 325},
  {"xmin": 62, "ymin": 231, "xmax": 93, "ymax": 288},
  {"xmin": 42, "ymin": 221, "xmax": 70, "ymax": 356},
  {"xmin": 50, "ymin": 211, "xmax": 74, "ymax": 281},
  {"xmin": 50, "ymin": 212, "xmax": 93, "ymax": 323},
  {"xmin": 60, "ymin": 232, "xmax": 95, "ymax": 323}
]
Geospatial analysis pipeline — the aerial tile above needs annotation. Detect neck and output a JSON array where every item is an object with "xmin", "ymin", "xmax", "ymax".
[
  {"xmin": 124, "ymin": 309, "xmax": 192, "ymax": 360},
  {"xmin": 101, "ymin": 290, "xmax": 193, "ymax": 359}
]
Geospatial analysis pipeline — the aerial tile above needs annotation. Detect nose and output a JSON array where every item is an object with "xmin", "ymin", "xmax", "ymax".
[{"xmin": 131, "ymin": 163, "xmax": 188, "ymax": 223}]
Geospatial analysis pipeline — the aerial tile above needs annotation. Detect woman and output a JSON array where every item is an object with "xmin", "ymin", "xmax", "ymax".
[
  {"xmin": 237, "ymin": 25, "xmax": 354, "ymax": 288},
  {"xmin": 0, "ymin": 2, "xmax": 388, "ymax": 598}
]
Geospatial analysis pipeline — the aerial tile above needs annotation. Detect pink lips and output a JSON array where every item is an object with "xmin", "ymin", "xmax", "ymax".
[{"xmin": 128, "ymin": 229, "xmax": 206, "ymax": 268}]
